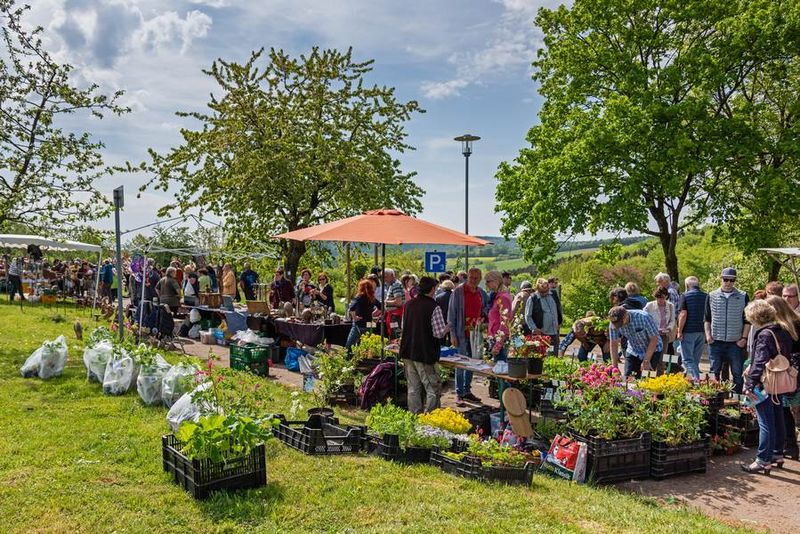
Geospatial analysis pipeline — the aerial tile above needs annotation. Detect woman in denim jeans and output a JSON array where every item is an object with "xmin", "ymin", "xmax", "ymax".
[
  {"xmin": 345, "ymin": 279, "xmax": 381, "ymax": 358},
  {"xmin": 741, "ymin": 299, "xmax": 794, "ymax": 475}
]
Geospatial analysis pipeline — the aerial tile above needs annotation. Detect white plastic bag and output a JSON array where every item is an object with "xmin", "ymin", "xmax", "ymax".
[
  {"xmin": 166, "ymin": 382, "xmax": 215, "ymax": 433},
  {"xmin": 20, "ymin": 348, "xmax": 43, "ymax": 378},
  {"xmin": 83, "ymin": 340, "xmax": 114, "ymax": 383},
  {"xmin": 162, "ymin": 362, "xmax": 200, "ymax": 408},
  {"xmin": 136, "ymin": 355, "xmax": 172, "ymax": 406},
  {"xmin": 187, "ymin": 324, "xmax": 201, "ymax": 339},
  {"xmin": 39, "ymin": 336, "xmax": 68, "ymax": 379},
  {"xmin": 103, "ymin": 349, "xmax": 138, "ymax": 395},
  {"xmin": 20, "ymin": 336, "xmax": 68, "ymax": 379},
  {"xmin": 232, "ymin": 329, "xmax": 272, "ymax": 346},
  {"xmin": 189, "ymin": 309, "xmax": 201, "ymax": 323}
]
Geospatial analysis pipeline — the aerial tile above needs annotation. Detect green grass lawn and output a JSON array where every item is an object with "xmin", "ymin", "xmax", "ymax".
[{"xmin": 0, "ymin": 302, "xmax": 751, "ymax": 533}]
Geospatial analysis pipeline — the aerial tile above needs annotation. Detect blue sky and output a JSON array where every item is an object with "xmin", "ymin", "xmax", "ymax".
[{"xmin": 26, "ymin": 0, "xmax": 566, "ymax": 237}]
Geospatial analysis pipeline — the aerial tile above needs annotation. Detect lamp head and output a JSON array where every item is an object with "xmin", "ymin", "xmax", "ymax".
[{"xmin": 454, "ymin": 134, "xmax": 480, "ymax": 156}]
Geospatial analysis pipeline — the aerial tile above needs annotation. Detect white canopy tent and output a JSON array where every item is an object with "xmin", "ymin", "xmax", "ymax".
[
  {"xmin": 0, "ymin": 234, "xmax": 104, "ymax": 313},
  {"xmin": 759, "ymin": 248, "xmax": 800, "ymax": 286},
  {"xmin": 0, "ymin": 234, "xmax": 102, "ymax": 253}
]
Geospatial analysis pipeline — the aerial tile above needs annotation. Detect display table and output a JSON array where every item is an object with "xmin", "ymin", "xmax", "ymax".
[{"xmin": 273, "ymin": 318, "xmax": 351, "ymax": 347}]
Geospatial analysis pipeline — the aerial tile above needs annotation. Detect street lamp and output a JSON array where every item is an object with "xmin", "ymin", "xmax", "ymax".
[{"xmin": 454, "ymin": 134, "xmax": 480, "ymax": 271}]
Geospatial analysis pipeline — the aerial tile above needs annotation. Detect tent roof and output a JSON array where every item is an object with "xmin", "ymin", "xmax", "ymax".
[
  {"xmin": 0, "ymin": 234, "xmax": 102, "ymax": 253},
  {"xmin": 274, "ymin": 209, "xmax": 490, "ymax": 246},
  {"xmin": 759, "ymin": 247, "xmax": 800, "ymax": 257}
]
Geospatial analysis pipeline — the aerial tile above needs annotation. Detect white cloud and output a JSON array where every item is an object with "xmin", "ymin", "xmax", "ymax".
[
  {"xmin": 132, "ymin": 10, "xmax": 212, "ymax": 54},
  {"xmin": 187, "ymin": 0, "xmax": 230, "ymax": 7},
  {"xmin": 420, "ymin": 0, "xmax": 561, "ymax": 99}
]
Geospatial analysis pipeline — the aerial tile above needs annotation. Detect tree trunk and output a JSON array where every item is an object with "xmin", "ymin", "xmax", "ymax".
[
  {"xmin": 658, "ymin": 232, "xmax": 680, "ymax": 283},
  {"xmin": 768, "ymin": 259, "xmax": 782, "ymax": 282},
  {"xmin": 283, "ymin": 240, "xmax": 307, "ymax": 284}
]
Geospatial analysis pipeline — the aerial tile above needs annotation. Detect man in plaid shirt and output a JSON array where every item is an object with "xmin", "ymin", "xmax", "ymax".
[{"xmin": 608, "ymin": 306, "xmax": 663, "ymax": 378}]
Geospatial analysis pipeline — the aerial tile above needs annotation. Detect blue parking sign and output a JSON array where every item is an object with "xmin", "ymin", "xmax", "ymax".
[{"xmin": 425, "ymin": 252, "xmax": 446, "ymax": 273}]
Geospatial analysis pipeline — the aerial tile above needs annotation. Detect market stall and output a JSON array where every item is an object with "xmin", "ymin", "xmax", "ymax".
[
  {"xmin": 0, "ymin": 233, "xmax": 103, "ymax": 314},
  {"xmin": 274, "ymin": 209, "xmax": 490, "ymax": 395}
]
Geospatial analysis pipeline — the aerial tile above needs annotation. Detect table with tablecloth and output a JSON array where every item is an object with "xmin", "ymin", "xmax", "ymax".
[{"xmin": 272, "ymin": 318, "xmax": 351, "ymax": 347}]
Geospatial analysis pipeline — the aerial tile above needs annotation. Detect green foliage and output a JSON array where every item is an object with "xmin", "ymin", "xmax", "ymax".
[
  {"xmin": 445, "ymin": 436, "xmax": 538, "ymax": 468},
  {"xmin": 126, "ymin": 226, "xmax": 198, "ymax": 267},
  {"xmin": 366, "ymin": 401, "xmax": 417, "ymax": 443},
  {"xmin": 645, "ymin": 396, "xmax": 706, "ymax": 447},
  {"xmin": 542, "ymin": 356, "xmax": 579, "ymax": 381},
  {"xmin": 191, "ymin": 364, "xmax": 275, "ymax": 419},
  {"xmin": 138, "ymin": 47, "xmax": 425, "ymax": 278},
  {"xmin": 315, "ymin": 347, "xmax": 363, "ymax": 407},
  {"xmin": 495, "ymin": 0, "xmax": 800, "ymax": 280},
  {"xmin": 176, "ymin": 414, "xmax": 277, "ymax": 463},
  {"xmin": 0, "ymin": 1, "xmax": 128, "ymax": 231}
]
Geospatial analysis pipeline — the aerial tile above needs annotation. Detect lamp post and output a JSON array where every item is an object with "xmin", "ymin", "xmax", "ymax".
[
  {"xmin": 454, "ymin": 134, "xmax": 480, "ymax": 271},
  {"xmin": 112, "ymin": 186, "xmax": 125, "ymax": 342}
]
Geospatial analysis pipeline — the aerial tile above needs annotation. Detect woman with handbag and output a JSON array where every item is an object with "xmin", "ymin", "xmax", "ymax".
[
  {"xmin": 766, "ymin": 296, "xmax": 800, "ymax": 460},
  {"xmin": 741, "ymin": 299, "xmax": 796, "ymax": 474}
]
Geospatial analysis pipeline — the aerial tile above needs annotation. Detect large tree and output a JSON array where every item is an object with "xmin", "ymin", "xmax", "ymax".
[
  {"xmin": 0, "ymin": 1, "xmax": 128, "ymax": 232},
  {"xmin": 140, "ymin": 47, "xmax": 424, "ymax": 278},
  {"xmin": 495, "ymin": 0, "xmax": 798, "ymax": 281}
]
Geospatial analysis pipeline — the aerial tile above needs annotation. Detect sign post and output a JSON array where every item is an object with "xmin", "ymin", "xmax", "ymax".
[
  {"xmin": 424, "ymin": 251, "xmax": 446, "ymax": 273},
  {"xmin": 113, "ymin": 186, "xmax": 125, "ymax": 341}
]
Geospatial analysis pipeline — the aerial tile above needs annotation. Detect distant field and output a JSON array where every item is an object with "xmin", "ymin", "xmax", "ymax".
[{"xmin": 467, "ymin": 247, "xmax": 598, "ymax": 272}]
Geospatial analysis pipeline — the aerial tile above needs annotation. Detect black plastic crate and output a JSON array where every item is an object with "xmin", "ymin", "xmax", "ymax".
[
  {"xmin": 429, "ymin": 449, "xmax": 535, "ymax": 485},
  {"xmin": 463, "ymin": 406, "xmax": 498, "ymax": 435},
  {"xmin": 376, "ymin": 434, "xmax": 432, "ymax": 464},
  {"xmin": 719, "ymin": 412, "xmax": 758, "ymax": 432},
  {"xmin": 539, "ymin": 399, "xmax": 568, "ymax": 420},
  {"xmin": 572, "ymin": 432, "xmax": 651, "ymax": 484},
  {"xmin": 275, "ymin": 415, "xmax": 364, "ymax": 455},
  {"xmin": 324, "ymin": 383, "xmax": 359, "ymax": 407},
  {"xmin": 704, "ymin": 413, "xmax": 719, "ymax": 436},
  {"xmin": 161, "ymin": 435, "xmax": 266, "ymax": 500},
  {"xmin": 229, "ymin": 344, "xmax": 270, "ymax": 377},
  {"xmin": 488, "ymin": 379, "xmax": 500, "ymax": 400},
  {"xmin": 650, "ymin": 439, "xmax": 708, "ymax": 480},
  {"xmin": 704, "ymin": 392, "xmax": 726, "ymax": 413}
]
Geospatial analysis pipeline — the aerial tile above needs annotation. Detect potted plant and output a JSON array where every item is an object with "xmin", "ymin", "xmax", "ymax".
[
  {"xmin": 433, "ymin": 434, "xmax": 541, "ymax": 485},
  {"xmin": 711, "ymin": 430, "xmax": 741, "ymax": 455},
  {"xmin": 366, "ymin": 402, "xmax": 453, "ymax": 463},
  {"xmin": 164, "ymin": 413, "xmax": 278, "ymax": 499}
]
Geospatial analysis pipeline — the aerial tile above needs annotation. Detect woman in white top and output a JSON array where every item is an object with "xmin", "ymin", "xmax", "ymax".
[{"xmin": 644, "ymin": 286, "xmax": 676, "ymax": 374}]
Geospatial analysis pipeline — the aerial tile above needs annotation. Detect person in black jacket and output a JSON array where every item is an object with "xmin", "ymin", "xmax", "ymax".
[
  {"xmin": 399, "ymin": 276, "xmax": 447, "ymax": 414},
  {"xmin": 741, "ymin": 299, "xmax": 794, "ymax": 474}
]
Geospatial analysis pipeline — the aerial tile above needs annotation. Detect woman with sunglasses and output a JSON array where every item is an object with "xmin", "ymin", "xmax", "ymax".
[{"xmin": 312, "ymin": 272, "xmax": 334, "ymax": 313}]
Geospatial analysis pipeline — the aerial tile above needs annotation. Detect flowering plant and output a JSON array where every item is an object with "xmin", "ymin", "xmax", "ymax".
[
  {"xmin": 418, "ymin": 408, "xmax": 471, "ymax": 435},
  {"xmin": 191, "ymin": 358, "xmax": 275, "ymax": 419},
  {"xmin": 315, "ymin": 346, "xmax": 364, "ymax": 407},
  {"xmin": 711, "ymin": 430, "xmax": 741, "ymax": 452},
  {"xmin": 366, "ymin": 402, "xmax": 453, "ymax": 450},
  {"xmin": 512, "ymin": 334, "xmax": 551, "ymax": 359},
  {"xmin": 572, "ymin": 363, "xmax": 622, "ymax": 390},
  {"xmin": 351, "ymin": 333, "xmax": 383, "ymax": 360},
  {"xmin": 638, "ymin": 374, "xmax": 691, "ymax": 396}
]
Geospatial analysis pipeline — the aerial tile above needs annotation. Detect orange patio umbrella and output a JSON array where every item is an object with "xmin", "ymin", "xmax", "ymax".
[
  {"xmin": 273, "ymin": 209, "xmax": 490, "ymax": 246},
  {"xmin": 274, "ymin": 209, "xmax": 490, "ymax": 391}
]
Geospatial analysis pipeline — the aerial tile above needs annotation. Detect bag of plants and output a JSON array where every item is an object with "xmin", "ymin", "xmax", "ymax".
[
  {"xmin": 162, "ymin": 362, "xmax": 200, "ymax": 408},
  {"xmin": 20, "ymin": 336, "xmax": 69, "ymax": 379},
  {"xmin": 83, "ymin": 339, "xmax": 114, "ymax": 383},
  {"xmin": 20, "ymin": 348, "xmax": 43, "ymax": 378},
  {"xmin": 137, "ymin": 355, "xmax": 172, "ymax": 406},
  {"xmin": 102, "ymin": 348, "xmax": 138, "ymax": 395},
  {"xmin": 166, "ymin": 382, "xmax": 214, "ymax": 433}
]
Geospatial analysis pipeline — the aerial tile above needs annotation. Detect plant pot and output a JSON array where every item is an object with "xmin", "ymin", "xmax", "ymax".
[
  {"xmin": 507, "ymin": 358, "xmax": 528, "ymax": 378},
  {"xmin": 528, "ymin": 357, "xmax": 544, "ymax": 375}
]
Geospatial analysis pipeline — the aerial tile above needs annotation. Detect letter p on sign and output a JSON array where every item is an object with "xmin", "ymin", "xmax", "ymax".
[{"xmin": 425, "ymin": 252, "xmax": 446, "ymax": 273}]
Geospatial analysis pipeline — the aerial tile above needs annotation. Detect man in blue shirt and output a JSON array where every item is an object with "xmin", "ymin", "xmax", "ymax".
[
  {"xmin": 676, "ymin": 276, "xmax": 708, "ymax": 380},
  {"xmin": 608, "ymin": 306, "xmax": 663, "ymax": 378}
]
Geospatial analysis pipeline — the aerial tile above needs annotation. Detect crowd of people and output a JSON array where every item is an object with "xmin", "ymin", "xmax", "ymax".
[
  {"xmin": 343, "ymin": 265, "xmax": 800, "ymax": 476},
  {"xmin": 0, "ymin": 254, "xmax": 107, "ymax": 301}
]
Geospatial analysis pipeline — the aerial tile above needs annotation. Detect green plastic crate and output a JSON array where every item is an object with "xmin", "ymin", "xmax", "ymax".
[{"xmin": 229, "ymin": 344, "xmax": 271, "ymax": 376}]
